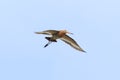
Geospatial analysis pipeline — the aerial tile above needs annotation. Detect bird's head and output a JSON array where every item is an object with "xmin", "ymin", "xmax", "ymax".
[{"xmin": 61, "ymin": 30, "xmax": 73, "ymax": 35}]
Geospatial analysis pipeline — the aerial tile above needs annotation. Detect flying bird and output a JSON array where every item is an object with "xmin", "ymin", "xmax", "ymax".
[{"xmin": 35, "ymin": 30, "xmax": 86, "ymax": 52}]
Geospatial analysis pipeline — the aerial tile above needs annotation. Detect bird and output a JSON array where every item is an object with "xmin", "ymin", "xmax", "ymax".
[{"xmin": 35, "ymin": 30, "xmax": 86, "ymax": 52}]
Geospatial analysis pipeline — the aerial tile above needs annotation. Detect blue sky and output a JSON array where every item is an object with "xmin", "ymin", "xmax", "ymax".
[{"xmin": 0, "ymin": 0, "xmax": 120, "ymax": 80}]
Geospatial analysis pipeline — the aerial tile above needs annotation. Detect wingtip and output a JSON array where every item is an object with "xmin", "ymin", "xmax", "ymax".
[
  {"xmin": 35, "ymin": 32, "xmax": 38, "ymax": 34},
  {"xmin": 80, "ymin": 50, "xmax": 86, "ymax": 53},
  {"xmin": 82, "ymin": 51, "xmax": 87, "ymax": 53},
  {"xmin": 35, "ymin": 32, "xmax": 41, "ymax": 34}
]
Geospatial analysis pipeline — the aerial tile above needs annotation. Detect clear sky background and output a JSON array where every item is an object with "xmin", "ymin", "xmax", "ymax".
[{"xmin": 0, "ymin": 0, "xmax": 120, "ymax": 80}]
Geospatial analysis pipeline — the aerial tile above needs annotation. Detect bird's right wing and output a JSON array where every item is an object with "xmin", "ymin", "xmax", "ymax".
[
  {"xmin": 35, "ymin": 30, "xmax": 59, "ymax": 35},
  {"xmin": 60, "ymin": 35, "xmax": 86, "ymax": 52}
]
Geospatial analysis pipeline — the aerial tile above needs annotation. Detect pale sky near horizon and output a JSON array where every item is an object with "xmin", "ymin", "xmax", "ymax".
[{"xmin": 0, "ymin": 0, "xmax": 120, "ymax": 80}]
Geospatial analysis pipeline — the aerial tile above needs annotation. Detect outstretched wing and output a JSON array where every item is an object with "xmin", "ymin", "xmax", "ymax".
[
  {"xmin": 60, "ymin": 35, "xmax": 86, "ymax": 52},
  {"xmin": 35, "ymin": 30, "xmax": 59, "ymax": 35}
]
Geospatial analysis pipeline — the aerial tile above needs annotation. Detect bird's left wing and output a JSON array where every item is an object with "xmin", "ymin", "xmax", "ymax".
[
  {"xmin": 60, "ymin": 35, "xmax": 86, "ymax": 52},
  {"xmin": 35, "ymin": 30, "xmax": 59, "ymax": 35}
]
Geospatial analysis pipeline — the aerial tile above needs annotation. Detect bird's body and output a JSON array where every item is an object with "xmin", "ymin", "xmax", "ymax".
[{"xmin": 35, "ymin": 30, "xmax": 86, "ymax": 52}]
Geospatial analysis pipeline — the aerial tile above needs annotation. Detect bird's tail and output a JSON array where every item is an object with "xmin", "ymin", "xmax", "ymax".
[
  {"xmin": 45, "ymin": 37, "xmax": 57, "ymax": 42},
  {"xmin": 44, "ymin": 41, "xmax": 52, "ymax": 48}
]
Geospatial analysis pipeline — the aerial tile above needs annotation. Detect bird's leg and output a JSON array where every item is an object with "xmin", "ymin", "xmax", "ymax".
[
  {"xmin": 44, "ymin": 41, "xmax": 52, "ymax": 48},
  {"xmin": 44, "ymin": 37, "xmax": 57, "ymax": 48}
]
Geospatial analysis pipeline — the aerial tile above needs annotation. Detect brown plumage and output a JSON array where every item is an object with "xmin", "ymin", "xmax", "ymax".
[{"xmin": 35, "ymin": 30, "xmax": 86, "ymax": 52}]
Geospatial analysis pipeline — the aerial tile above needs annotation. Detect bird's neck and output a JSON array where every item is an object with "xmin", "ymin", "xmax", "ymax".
[{"xmin": 58, "ymin": 32, "xmax": 66, "ymax": 37}]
